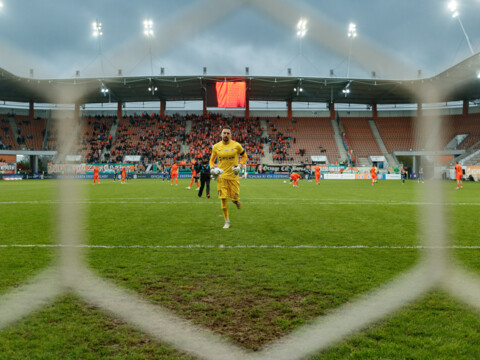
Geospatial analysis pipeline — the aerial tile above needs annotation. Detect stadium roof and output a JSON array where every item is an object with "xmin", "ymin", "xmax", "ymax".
[{"xmin": 0, "ymin": 53, "xmax": 479, "ymax": 106}]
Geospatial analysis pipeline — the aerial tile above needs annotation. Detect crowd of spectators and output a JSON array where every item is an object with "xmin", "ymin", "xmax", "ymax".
[
  {"xmin": 111, "ymin": 113, "xmax": 186, "ymax": 165},
  {"xmin": 75, "ymin": 115, "xmax": 116, "ymax": 163},
  {"xmin": 266, "ymin": 119, "xmax": 297, "ymax": 163},
  {"xmin": 184, "ymin": 114, "xmax": 265, "ymax": 164},
  {"xmin": 265, "ymin": 117, "xmax": 315, "ymax": 164}
]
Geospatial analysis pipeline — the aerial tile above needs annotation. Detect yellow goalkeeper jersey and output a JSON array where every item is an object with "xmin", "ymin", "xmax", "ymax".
[{"xmin": 210, "ymin": 140, "xmax": 246, "ymax": 180}]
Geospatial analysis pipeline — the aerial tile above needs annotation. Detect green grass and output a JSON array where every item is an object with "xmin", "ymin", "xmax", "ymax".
[{"xmin": 1, "ymin": 178, "xmax": 480, "ymax": 359}]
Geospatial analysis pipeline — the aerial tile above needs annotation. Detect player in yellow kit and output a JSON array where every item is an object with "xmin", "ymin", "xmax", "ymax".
[{"xmin": 210, "ymin": 126, "xmax": 248, "ymax": 229}]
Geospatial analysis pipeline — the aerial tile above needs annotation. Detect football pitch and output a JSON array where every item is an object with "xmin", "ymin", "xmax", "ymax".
[{"xmin": 1, "ymin": 178, "xmax": 480, "ymax": 359}]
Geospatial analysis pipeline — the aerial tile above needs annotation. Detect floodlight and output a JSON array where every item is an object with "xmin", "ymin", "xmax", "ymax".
[
  {"xmin": 294, "ymin": 79, "xmax": 304, "ymax": 95},
  {"xmin": 100, "ymin": 83, "xmax": 109, "ymax": 95},
  {"xmin": 448, "ymin": 1, "xmax": 459, "ymax": 17},
  {"xmin": 0, "ymin": 2, "xmax": 3, "ymax": 8},
  {"xmin": 477, "ymin": 72, "xmax": 480, "ymax": 79},
  {"xmin": 297, "ymin": 18, "xmax": 307, "ymax": 38},
  {"xmin": 143, "ymin": 19, "xmax": 154, "ymax": 37},
  {"xmin": 93, "ymin": 20, "xmax": 103, "ymax": 37},
  {"xmin": 348, "ymin": 23, "xmax": 357, "ymax": 38},
  {"xmin": 342, "ymin": 81, "xmax": 352, "ymax": 96}
]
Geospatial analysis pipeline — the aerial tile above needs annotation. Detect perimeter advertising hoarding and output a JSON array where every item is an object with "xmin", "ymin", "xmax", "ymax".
[
  {"xmin": 324, "ymin": 174, "xmax": 355, "ymax": 180},
  {"xmin": 465, "ymin": 166, "xmax": 480, "ymax": 180},
  {"xmin": 0, "ymin": 162, "xmax": 16, "ymax": 175},
  {"xmin": 48, "ymin": 163, "xmax": 135, "ymax": 174},
  {"xmin": 260, "ymin": 164, "xmax": 346, "ymax": 173},
  {"xmin": 323, "ymin": 174, "xmax": 402, "ymax": 180}
]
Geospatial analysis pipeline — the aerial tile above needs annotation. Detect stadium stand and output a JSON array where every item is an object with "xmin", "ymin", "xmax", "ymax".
[
  {"xmin": 340, "ymin": 117, "xmax": 382, "ymax": 158},
  {"xmin": 4, "ymin": 111, "xmax": 480, "ymax": 167},
  {"xmin": 375, "ymin": 113, "xmax": 480, "ymax": 153},
  {"xmin": 446, "ymin": 114, "xmax": 480, "ymax": 150},
  {"xmin": 374, "ymin": 117, "xmax": 420, "ymax": 152},
  {"xmin": 14, "ymin": 115, "xmax": 47, "ymax": 151},
  {"xmin": 266, "ymin": 117, "xmax": 340, "ymax": 164}
]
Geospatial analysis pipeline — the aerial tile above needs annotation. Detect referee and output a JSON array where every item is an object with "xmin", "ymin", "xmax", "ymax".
[{"xmin": 197, "ymin": 156, "xmax": 211, "ymax": 198}]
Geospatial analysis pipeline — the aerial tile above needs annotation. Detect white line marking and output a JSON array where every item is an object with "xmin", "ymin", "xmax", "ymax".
[
  {"xmin": 1, "ymin": 244, "xmax": 479, "ymax": 249},
  {"xmin": 0, "ymin": 199, "xmax": 479, "ymax": 206}
]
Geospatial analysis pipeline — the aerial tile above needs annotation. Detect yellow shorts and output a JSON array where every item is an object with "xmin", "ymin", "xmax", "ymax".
[{"xmin": 217, "ymin": 177, "xmax": 240, "ymax": 201}]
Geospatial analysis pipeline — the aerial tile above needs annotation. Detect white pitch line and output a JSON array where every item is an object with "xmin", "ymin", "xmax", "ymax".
[
  {"xmin": 1, "ymin": 244, "xmax": 480, "ymax": 249},
  {"xmin": 1, "ymin": 199, "xmax": 479, "ymax": 206}
]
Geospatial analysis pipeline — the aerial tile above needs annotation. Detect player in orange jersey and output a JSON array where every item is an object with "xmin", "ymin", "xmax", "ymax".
[
  {"xmin": 187, "ymin": 160, "xmax": 200, "ymax": 190},
  {"xmin": 290, "ymin": 172, "xmax": 301, "ymax": 187},
  {"xmin": 370, "ymin": 166, "xmax": 377, "ymax": 186},
  {"xmin": 93, "ymin": 166, "xmax": 100, "ymax": 184},
  {"xmin": 314, "ymin": 164, "xmax": 321, "ymax": 184},
  {"xmin": 455, "ymin": 161, "xmax": 463, "ymax": 189},
  {"xmin": 170, "ymin": 163, "xmax": 178, "ymax": 185},
  {"xmin": 121, "ymin": 166, "xmax": 126, "ymax": 184}
]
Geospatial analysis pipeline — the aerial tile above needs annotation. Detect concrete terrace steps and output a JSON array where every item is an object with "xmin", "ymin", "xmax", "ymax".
[
  {"xmin": 331, "ymin": 119, "xmax": 348, "ymax": 162},
  {"xmin": 180, "ymin": 119, "xmax": 193, "ymax": 155},
  {"xmin": 185, "ymin": 119, "xmax": 192, "ymax": 134},
  {"xmin": 260, "ymin": 119, "xmax": 272, "ymax": 164},
  {"xmin": 109, "ymin": 119, "xmax": 119, "ymax": 141},
  {"xmin": 100, "ymin": 119, "xmax": 120, "ymax": 162},
  {"xmin": 42, "ymin": 115, "xmax": 52, "ymax": 150},
  {"xmin": 357, "ymin": 157, "xmax": 370, "ymax": 167}
]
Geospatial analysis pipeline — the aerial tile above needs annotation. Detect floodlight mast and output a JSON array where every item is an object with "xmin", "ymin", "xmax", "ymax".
[
  {"xmin": 143, "ymin": 19, "xmax": 154, "ymax": 76},
  {"xmin": 448, "ymin": 1, "xmax": 474, "ymax": 55},
  {"xmin": 347, "ymin": 22, "xmax": 357, "ymax": 78}
]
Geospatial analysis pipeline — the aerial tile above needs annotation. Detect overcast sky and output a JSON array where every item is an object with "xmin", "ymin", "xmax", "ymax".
[{"xmin": 0, "ymin": 0, "xmax": 479, "ymax": 80}]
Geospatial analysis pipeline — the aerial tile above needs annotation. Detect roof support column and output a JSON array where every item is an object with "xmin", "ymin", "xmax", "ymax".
[
  {"xmin": 117, "ymin": 102, "xmax": 122, "ymax": 120},
  {"xmin": 330, "ymin": 102, "xmax": 335, "ymax": 120},
  {"xmin": 417, "ymin": 103, "xmax": 422, "ymax": 118},
  {"xmin": 462, "ymin": 100, "xmax": 469, "ymax": 116},
  {"xmin": 287, "ymin": 101, "xmax": 292, "ymax": 120},
  {"xmin": 372, "ymin": 104, "xmax": 378, "ymax": 120},
  {"xmin": 29, "ymin": 101, "xmax": 34, "ymax": 121},
  {"xmin": 245, "ymin": 96, "xmax": 250, "ymax": 119},
  {"xmin": 74, "ymin": 103, "xmax": 80, "ymax": 124},
  {"xmin": 160, "ymin": 100, "xmax": 166, "ymax": 118},
  {"xmin": 203, "ymin": 98, "xmax": 207, "ymax": 116}
]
